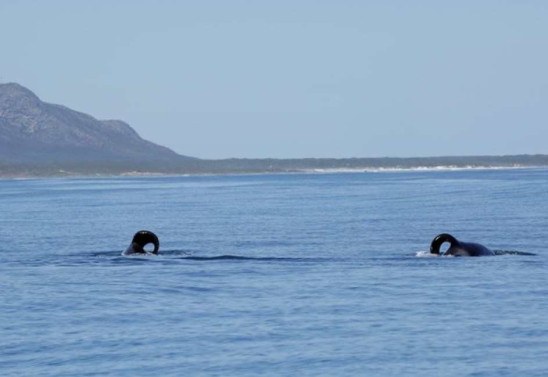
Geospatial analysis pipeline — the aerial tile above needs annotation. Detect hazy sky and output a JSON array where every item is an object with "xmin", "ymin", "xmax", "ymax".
[{"xmin": 1, "ymin": 1, "xmax": 547, "ymax": 159}]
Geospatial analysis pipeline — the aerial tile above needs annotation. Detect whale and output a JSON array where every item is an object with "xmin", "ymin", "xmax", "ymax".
[
  {"xmin": 123, "ymin": 230, "xmax": 160, "ymax": 255},
  {"xmin": 430, "ymin": 233, "xmax": 495, "ymax": 257}
]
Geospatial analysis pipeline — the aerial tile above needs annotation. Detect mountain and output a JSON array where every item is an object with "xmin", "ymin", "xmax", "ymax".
[{"xmin": 0, "ymin": 83, "xmax": 196, "ymax": 173}]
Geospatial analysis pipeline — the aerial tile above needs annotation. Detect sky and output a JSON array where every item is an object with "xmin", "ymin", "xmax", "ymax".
[{"xmin": 1, "ymin": 1, "xmax": 547, "ymax": 159}]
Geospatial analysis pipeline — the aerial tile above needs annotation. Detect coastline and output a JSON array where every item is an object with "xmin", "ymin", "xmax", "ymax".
[{"xmin": 1, "ymin": 164, "xmax": 545, "ymax": 180}]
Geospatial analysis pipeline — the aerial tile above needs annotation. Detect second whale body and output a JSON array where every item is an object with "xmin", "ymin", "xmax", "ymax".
[{"xmin": 430, "ymin": 233, "xmax": 495, "ymax": 257}]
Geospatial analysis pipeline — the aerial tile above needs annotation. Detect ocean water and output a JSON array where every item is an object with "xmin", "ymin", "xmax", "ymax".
[{"xmin": 1, "ymin": 169, "xmax": 547, "ymax": 376}]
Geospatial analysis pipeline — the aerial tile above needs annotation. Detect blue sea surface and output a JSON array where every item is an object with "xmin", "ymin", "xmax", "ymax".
[{"xmin": 1, "ymin": 169, "xmax": 547, "ymax": 376}]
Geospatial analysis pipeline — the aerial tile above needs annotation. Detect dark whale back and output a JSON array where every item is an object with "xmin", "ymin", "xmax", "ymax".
[
  {"xmin": 125, "ymin": 230, "xmax": 160, "ymax": 255},
  {"xmin": 430, "ymin": 233, "xmax": 494, "ymax": 257}
]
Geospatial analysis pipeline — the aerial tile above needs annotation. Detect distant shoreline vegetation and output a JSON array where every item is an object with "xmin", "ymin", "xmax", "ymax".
[{"xmin": 1, "ymin": 154, "xmax": 547, "ymax": 178}]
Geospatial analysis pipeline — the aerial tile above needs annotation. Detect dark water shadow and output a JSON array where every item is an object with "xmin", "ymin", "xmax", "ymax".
[
  {"xmin": 86, "ymin": 250, "xmax": 339, "ymax": 264},
  {"xmin": 176, "ymin": 255, "xmax": 335, "ymax": 262},
  {"xmin": 493, "ymin": 249, "xmax": 537, "ymax": 256}
]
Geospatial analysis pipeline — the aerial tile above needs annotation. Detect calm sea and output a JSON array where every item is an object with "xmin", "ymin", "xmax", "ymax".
[{"xmin": 1, "ymin": 169, "xmax": 547, "ymax": 376}]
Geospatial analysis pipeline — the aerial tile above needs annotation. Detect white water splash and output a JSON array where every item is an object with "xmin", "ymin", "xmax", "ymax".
[{"xmin": 415, "ymin": 250, "xmax": 439, "ymax": 257}]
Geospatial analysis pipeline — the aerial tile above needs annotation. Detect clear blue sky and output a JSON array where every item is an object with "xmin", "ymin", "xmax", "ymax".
[{"xmin": 1, "ymin": 1, "xmax": 547, "ymax": 159}]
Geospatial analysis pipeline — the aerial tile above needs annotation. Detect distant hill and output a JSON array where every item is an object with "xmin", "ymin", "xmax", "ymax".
[
  {"xmin": 0, "ymin": 83, "xmax": 198, "ymax": 174},
  {"xmin": 1, "ymin": 82, "xmax": 548, "ymax": 177}
]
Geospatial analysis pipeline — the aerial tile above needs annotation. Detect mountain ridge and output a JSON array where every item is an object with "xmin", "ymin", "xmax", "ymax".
[{"xmin": 0, "ymin": 82, "xmax": 193, "ymax": 166}]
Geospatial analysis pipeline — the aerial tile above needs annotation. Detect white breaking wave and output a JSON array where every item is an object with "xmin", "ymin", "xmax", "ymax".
[
  {"xmin": 415, "ymin": 250, "xmax": 457, "ymax": 257},
  {"xmin": 301, "ymin": 165, "xmax": 531, "ymax": 174},
  {"xmin": 415, "ymin": 250, "xmax": 439, "ymax": 257}
]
